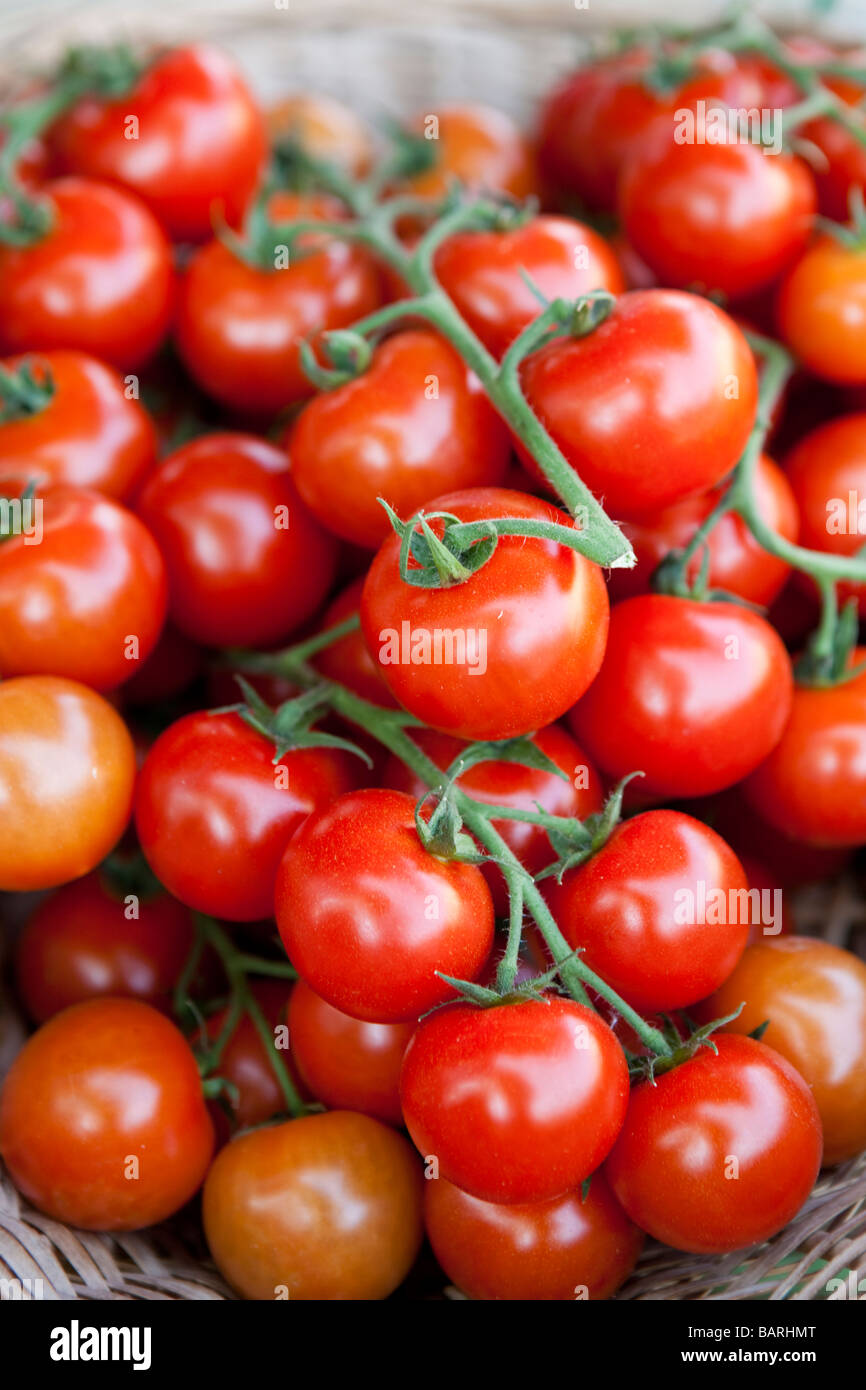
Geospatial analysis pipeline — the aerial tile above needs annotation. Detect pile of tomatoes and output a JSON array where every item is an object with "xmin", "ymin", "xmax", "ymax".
[{"xmin": 1, "ymin": 25, "xmax": 866, "ymax": 1303}]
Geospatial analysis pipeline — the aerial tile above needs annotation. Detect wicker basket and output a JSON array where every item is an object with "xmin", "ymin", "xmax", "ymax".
[{"xmin": 1, "ymin": 0, "xmax": 865, "ymax": 1302}]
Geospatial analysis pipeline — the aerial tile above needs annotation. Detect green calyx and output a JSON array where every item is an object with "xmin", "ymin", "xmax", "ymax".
[
  {"xmin": 0, "ymin": 359, "xmax": 55, "ymax": 424},
  {"xmin": 214, "ymin": 675, "xmax": 373, "ymax": 767}
]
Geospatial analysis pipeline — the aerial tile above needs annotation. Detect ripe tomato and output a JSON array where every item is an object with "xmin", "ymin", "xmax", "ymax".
[
  {"xmin": 399, "ymin": 104, "xmax": 537, "ymax": 202},
  {"xmin": 544, "ymin": 811, "xmax": 749, "ymax": 1014},
  {"xmin": 784, "ymin": 413, "xmax": 866, "ymax": 612},
  {"xmin": 608, "ymin": 453, "xmax": 799, "ymax": 607},
  {"xmin": 801, "ymin": 71, "xmax": 866, "ymax": 221},
  {"xmin": 175, "ymin": 192, "xmax": 382, "ymax": 415},
  {"xmin": 313, "ymin": 576, "xmax": 398, "ymax": 707},
  {"xmin": 433, "ymin": 215, "xmax": 625, "ymax": 359},
  {"xmin": 136, "ymin": 432, "xmax": 337, "ymax": 648},
  {"xmin": 201, "ymin": 980, "xmax": 296, "ymax": 1133},
  {"xmin": 287, "ymin": 329, "xmax": 510, "ymax": 548},
  {"xmin": 267, "ymin": 93, "xmax": 372, "ymax": 175},
  {"xmin": 400, "ymin": 996, "xmax": 629, "ymax": 1204},
  {"xmin": 0, "ymin": 485, "xmax": 167, "ymax": 690},
  {"xmin": 425, "ymin": 1171, "xmax": 643, "ymax": 1301},
  {"xmin": 51, "ymin": 45, "xmax": 266, "ymax": 243},
  {"xmin": 360, "ymin": 487, "xmax": 610, "ymax": 741},
  {"xmin": 777, "ymin": 239, "xmax": 866, "ymax": 385},
  {"xmin": 136, "ymin": 710, "xmax": 358, "ymax": 921},
  {"xmin": 0, "ymin": 998, "xmax": 214, "ymax": 1230},
  {"xmin": 698, "ymin": 937, "xmax": 866, "ymax": 1166},
  {"xmin": 383, "ymin": 723, "xmax": 603, "ymax": 915},
  {"xmin": 0, "ymin": 178, "xmax": 174, "ymax": 369},
  {"xmin": 0, "ymin": 350, "xmax": 157, "ymax": 500},
  {"xmin": 14, "ymin": 870, "xmax": 193, "ymax": 1023},
  {"xmin": 743, "ymin": 652, "xmax": 866, "ymax": 848},
  {"xmin": 275, "ymin": 788, "xmax": 494, "ymax": 1022},
  {"xmin": 605, "ymin": 1035, "xmax": 823, "ymax": 1253},
  {"xmin": 287, "ymin": 978, "xmax": 413, "ymax": 1125},
  {"xmin": 569, "ymin": 595, "xmax": 794, "ymax": 799},
  {"xmin": 202, "ymin": 1110, "xmax": 423, "ymax": 1300},
  {"xmin": 518, "ymin": 290, "xmax": 758, "ymax": 520},
  {"xmin": 0, "ymin": 676, "xmax": 135, "ymax": 891}
]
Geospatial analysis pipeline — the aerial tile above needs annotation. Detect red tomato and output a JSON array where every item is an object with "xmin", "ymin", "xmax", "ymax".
[
  {"xmin": 313, "ymin": 576, "xmax": 398, "ymax": 707},
  {"xmin": 202, "ymin": 980, "xmax": 295, "ymax": 1132},
  {"xmin": 52, "ymin": 45, "xmax": 266, "ymax": 243},
  {"xmin": 0, "ymin": 485, "xmax": 167, "ymax": 690},
  {"xmin": 175, "ymin": 192, "xmax": 382, "ymax": 415},
  {"xmin": 801, "ymin": 70, "xmax": 866, "ymax": 221},
  {"xmin": 0, "ymin": 676, "xmax": 135, "ymax": 891},
  {"xmin": 0, "ymin": 998, "xmax": 214, "ymax": 1230},
  {"xmin": 136, "ymin": 432, "xmax": 337, "ymax": 648},
  {"xmin": 202, "ymin": 1110, "xmax": 423, "ymax": 1300},
  {"xmin": 698, "ymin": 937, "xmax": 866, "ymax": 1165},
  {"xmin": 425, "ymin": 1172, "xmax": 643, "ymax": 1301},
  {"xmin": 778, "ymin": 239, "xmax": 866, "ymax": 385},
  {"xmin": 569, "ymin": 595, "xmax": 794, "ymax": 799},
  {"xmin": 545, "ymin": 811, "xmax": 749, "ymax": 1013},
  {"xmin": 518, "ymin": 290, "xmax": 758, "ymax": 520},
  {"xmin": 0, "ymin": 178, "xmax": 174, "ymax": 369},
  {"xmin": 275, "ymin": 788, "xmax": 494, "ymax": 1022},
  {"xmin": 383, "ymin": 723, "xmax": 603, "ymax": 915},
  {"xmin": 287, "ymin": 329, "xmax": 510, "ymax": 548},
  {"xmin": 400, "ymin": 996, "xmax": 629, "ymax": 1204},
  {"xmin": 433, "ymin": 216, "xmax": 625, "ymax": 359},
  {"xmin": 608, "ymin": 453, "xmax": 799, "ymax": 606},
  {"xmin": 0, "ymin": 350, "xmax": 157, "ymax": 499},
  {"xmin": 287, "ymin": 978, "xmax": 413, "ymax": 1125},
  {"xmin": 360, "ymin": 487, "xmax": 610, "ymax": 741},
  {"xmin": 784, "ymin": 413, "xmax": 866, "ymax": 612},
  {"xmin": 135, "ymin": 710, "xmax": 358, "ymax": 921},
  {"xmin": 400, "ymin": 105, "xmax": 537, "ymax": 202},
  {"xmin": 605, "ymin": 1035, "xmax": 823, "ymax": 1253}
]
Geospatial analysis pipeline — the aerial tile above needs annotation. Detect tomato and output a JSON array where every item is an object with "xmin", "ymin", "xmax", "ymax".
[
  {"xmin": 136, "ymin": 710, "xmax": 358, "ymax": 921},
  {"xmin": 569, "ymin": 595, "xmax": 794, "ymax": 799},
  {"xmin": 518, "ymin": 290, "xmax": 758, "ymax": 520},
  {"xmin": 401, "ymin": 997, "xmax": 628, "ymax": 1205},
  {"xmin": 14, "ymin": 870, "xmax": 193, "ymax": 1023},
  {"xmin": 267, "ymin": 94, "xmax": 372, "ymax": 175},
  {"xmin": 202, "ymin": 980, "xmax": 296, "ymax": 1133},
  {"xmin": 287, "ymin": 329, "xmax": 510, "ymax": 548},
  {"xmin": 433, "ymin": 215, "xmax": 625, "ymax": 359},
  {"xmin": 0, "ymin": 350, "xmax": 157, "ymax": 500},
  {"xmin": 0, "ymin": 178, "xmax": 174, "ymax": 369},
  {"xmin": 605, "ymin": 1035, "xmax": 823, "ymax": 1253},
  {"xmin": 175, "ymin": 192, "xmax": 382, "ymax": 415},
  {"xmin": 313, "ymin": 576, "xmax": 398, "ymax": 707},
  {"xmin": 399, "ymin": 105, "xmax": 537, "ymax": 202},
  {"xmin": 777, "ymin": 239, "xmax": 866, "ymax": 385},
  {"xmin": 619, "ymin": 125, "xmax": 816, "ymax": 300},
  {"xmin": 202, "ymin": 1110, "xmax": 423, "ymax": 1300},
  {"xmin": 425, "ymin": 1171, "xmax": 643, "ymax": 1301},
  {"xmin": 800, "ymin": 70, "xmax": 866, "ymax": 221},
  {"xmin": 544, "ymin": 811, "xmax": 749, "ymax": 1014},
  {"xmin": 705, "ymin": 786, "xmax": 852, "ymax": 888},
  {"xmin": 383, "ymin": 723, "xmax": 603, "ymax": 915},
  {"xmin": 136, "ymin": 432, "xmax": 337, "ymax": 648},
  {"xmin": 287, "ymin": 978, "xmax": 413, "ymax": 1125},
  {"xmin": 52, "ymin": 45, "xmax": 266, "ymax": 243},
  {"xmin": 608, "ymin": 454, "xmax": 799, "ymax": 607},
  {"xmin": 0, "ymin": 998, "xmax": 214, "ymax": 1230},
  {"xmin": 0, "ymin": 485, "xmax": 167, "ymax": 690},
  {"xmin": 784, "ymin": 414, "xmax": 866, "ymax": 612},
  {"xmin": 0, "ymin": 676, "xmax": 135, "ymax": 891},
  {"xmin": 360, "ymin": 487, "xmax": 610, "ymax": 741},
  {"xmin": 743, "ymin": 651, "xmax": 866, "ymax": 848}
]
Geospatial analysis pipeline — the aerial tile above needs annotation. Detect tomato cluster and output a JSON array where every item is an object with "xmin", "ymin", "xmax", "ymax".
[{"xmin": 1, "ymin": 25, "xmax": 865, "ymax": 1305}]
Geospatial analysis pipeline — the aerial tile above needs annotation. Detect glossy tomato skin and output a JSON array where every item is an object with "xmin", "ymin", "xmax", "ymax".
[
  {"xmin": 136, "ymin": 432, "xmax": 337, "ymax": 648},
  {"xmin": 0, "ymin": 998, "xmax": 214, "ymax": 1230},
  {"xmin": 698, "ymin": 937, "xmax": 866, "ymax": 1166},
  {"xmin": 360, "ymin": 487, "xmax": 610, "ymax": 741},
  {"xmin": 433, "ymin": 216, "xmax": 625, "ymax": 359},
  {"xmin": 202, "ymin": 1110, "xmax": 423, "ymax": 1300},
  {"xmin": 743, "ymin": 653, "xmax": 866, "ymax": 848},
  {"xmin": 545, "ymin": 811, "xmax": 749, "ymax": 1014},
  {"xmin": 52, "ymin": 45, "xmax": 266, "ymax": 243},
  {"xmin": 569, "ymin": 595, "xmax": 794, "ymax": 799},
  {"xmin": 605, "ymin": 1035, "xmax": 822, "ymax": 1253},
  {"xmin": 400, "ymin": 104, "xmax": 537, "ymax": 202},
  {"xmin": 425, "ymin": 1172, "xmax": 643, "ymax": 1301},
  {"xmin": 784, "ymin": 414, "xmax": 866, "ymax": 613},
  {"xmin": 0, "ymin": 350, "xmax": 157, "ymax": 500},
  {"xmin": 275, "ymin": 788, "xmax": 494, "ymax": 1022},
  {"xmin": 14, "ymin": 871, "xmax": 193, "ymax": 1023},
  {"xmin": 313, "ymin": 576, "xmax": 398, "ymax": 707},
  {"xmin": 778, "ymin": 241, "xmax": 866, "ymax": 386},
  {"xmin": 0, "ymin": 485, "xmax": 167, "ymax": 690},
  {"xmin": 518, "ymin": 290, "xmax": 758, "ymax": 520},
  {"xmin": 400, "ymin": 997, "xmax": 629, "ymax": 1205},
  {"xmin": 0, "ymin": 178, "xmax": 174, "ymax": 369},
  {"xmin": 0, "ymin": 677, "xmax": 135, "ymax": 891},
  {"xmin": 135, "ymin": 711, "xmax": 358, "ymax": 921},
  {"xmin": 287, "ymin": 978, "xmax": 413, "ymax": 1126}
]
